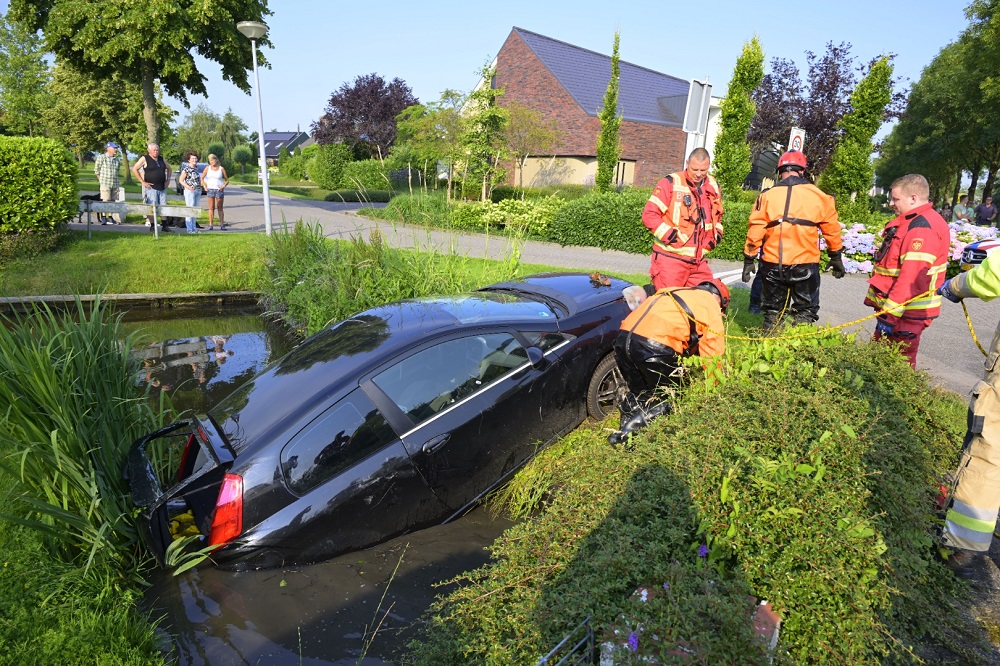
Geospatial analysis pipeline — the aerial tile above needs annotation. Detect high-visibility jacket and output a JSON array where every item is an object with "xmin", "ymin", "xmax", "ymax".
[
  {"xmin": 619, "ymin": 287, "xmax": 725, "ymax": 358},
  {"xmin": 864, "ymin": 202, "xmax": 950, "ymax": 324},
  {"xmin": 744, "ymin": 175, "xmax": 842, "ymax": 265},
  {"xmin": 642, "ymin": 173, "xmax": 724, "ymax": 263}
]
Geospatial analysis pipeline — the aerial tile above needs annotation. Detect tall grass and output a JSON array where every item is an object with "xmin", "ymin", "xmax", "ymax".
[
  {"xmin": 263, "ymin": 221, "xmax": 522, "ymax": 336},
  {"xmin": 0, "ymin": 297, "xmax": 165, "ymax": 574}
]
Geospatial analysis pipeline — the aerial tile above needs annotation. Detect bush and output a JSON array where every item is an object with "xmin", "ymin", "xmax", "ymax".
[
  {"xmin": 547, "ymin": 189, "xmax": 651, "ymax": 253},
  {"xmin": 448, "ymin": 201, "xmax": 491, "ymax": 231},
  {"xmin": 407, "ymin": 335, "xmax": 979, "ymax": 664},
  {"xmin": 0, "ymin": 136, "xmax": 77, "ymax": 232},
  {"xmin": 706, "ymin": 200, "xmax": 752, "ymax": 262},
  {"xmin": 0, "ymin": 227, "xmax": 71, "ymax": 266},
  {"xmin": 308, "ymin": 143, "xmax": 353, "ymax": 190},
  {"xmin": 364, "ymin": 192, "xmax": 450, "ymax": 227},
  {"xmin": 341, "ymin": 159, "xmax": 391, "ymax": 191},
  {"xmin": 324, "ymin": 190, "xmax": 393, "ymax": 203},
  {"xmin": 280, "ymin": 153, "xmax": 308, "ymax": 181}
]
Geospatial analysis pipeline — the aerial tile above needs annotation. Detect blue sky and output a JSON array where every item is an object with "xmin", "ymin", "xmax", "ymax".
[{"xmin": 1, "ymin": 1, "xmax": 974, "ymax": 134}]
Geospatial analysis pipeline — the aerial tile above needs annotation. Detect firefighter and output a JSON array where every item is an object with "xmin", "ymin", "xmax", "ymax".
[
  {"xmin": 864, "ymin": 174, "xmax": 949, "ymax": 369},
  {"xmin": 935, "ymin": 251, "xmax": 1000, "ymax": 574},
  {"xmin": 609, "ymin": 279, "xmax": 729, "ymax": 445},
  {"xmin": 641, "ymin": 147, "xmax": 725, "ymax": 290},
  {"xmin": 741, "ymin": 150, "xmax": 845, "ymax": 330}
]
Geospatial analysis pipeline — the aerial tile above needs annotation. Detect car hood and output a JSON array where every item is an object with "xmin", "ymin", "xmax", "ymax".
[{"xmin": 479, "ymin": 272, "xmax": 633, "ymax": 318}]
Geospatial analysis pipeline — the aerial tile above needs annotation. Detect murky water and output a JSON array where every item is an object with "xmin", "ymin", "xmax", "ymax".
[{"xmin": 128, "ymin": 306, "xmax": 513, "ymax": 665}]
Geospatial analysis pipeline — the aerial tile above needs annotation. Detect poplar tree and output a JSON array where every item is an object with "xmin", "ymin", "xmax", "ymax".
[
  {"xmin": 713, "ymin": 36, "xmax": 764, "ymax": 200},
  {"xmin": 595, "ymin": 30, "xmax": 622, "ymax": 192}
]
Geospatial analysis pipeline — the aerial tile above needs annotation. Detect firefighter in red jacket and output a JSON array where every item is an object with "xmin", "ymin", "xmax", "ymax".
[
  {"xmin": 864, "ymin": 174, "xmax": 950, "ymax": 368},
  {"xmin": 742, "ymin": 150, "xmax": 845, "ymax": 329},
  {"xmin": 609, "ymin": 279, "xmax": 729, "ymax": 445},
  {"xmin": 641, "ymin": 147, "xmax": 725, "ymax": 290}
]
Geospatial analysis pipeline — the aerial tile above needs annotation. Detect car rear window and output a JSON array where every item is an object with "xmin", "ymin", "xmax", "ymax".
[{"xmin": 280, "ymin": 389, "xmax": 397, "ymax": 495}]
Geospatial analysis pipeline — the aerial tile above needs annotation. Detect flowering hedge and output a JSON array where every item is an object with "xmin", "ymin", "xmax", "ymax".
[{"xmin": 822, "ymin": 220, "xmax": 998, "ymax": 275}]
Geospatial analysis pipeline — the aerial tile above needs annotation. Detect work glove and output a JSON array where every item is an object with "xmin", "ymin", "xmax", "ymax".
[
  {"xmin": 742, "ymin": 254, "xmax": 757, "ymax": 283},
  {"xmin": 828, "ymin": 250, "xmax": 846, "ymax": 279},
  {"xmin": 937, "ymin": 279, "xmax": 962, "ymax": 303},
  {"xmin": 875, "ymin": 318, "xmax": 895, "ymax": 337}
]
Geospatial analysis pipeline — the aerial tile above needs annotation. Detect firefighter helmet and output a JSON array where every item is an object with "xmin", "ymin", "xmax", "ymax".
[
  {"xmin": 697, "ymin": 279, "xmax": 730, "ymax": 313},
  {"xmin": 777, "ymin": 150, "xmax": 807, "ymax": 174}
]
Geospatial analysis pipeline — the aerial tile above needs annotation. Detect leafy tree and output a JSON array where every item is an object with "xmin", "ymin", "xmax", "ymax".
[
  {"xmin": 218, "ymin": 109, "xmax": 249, "ymax": 156},
  {"xmin": 0, "ymin": 14, "xmax": 50, "ymax": 136},
  {"xmin": 9, "ymin": 0, "xmax": 271, "ymax": 145},
  {"xmin": 462, "ymin": 63, "xmax": 509, "ymax": 200},
  {"xmin": 393, "ymin": 89, "xmax": 466, "ymax": 201},
  {"xmin": 312, "ymin": 73, "xmax": 417, "ymax": 160},
  {"xmin": 505, "ymin": 102, "xmax": 563, "ymax": 189},
  {"xmin": 747, "ymin": 58, "xmax": 800, "ymax": 155},
  {"xmin": 232, "ymin": 144, "xmax": 254, "ymax": 175},
  {"xmin": 713, "ymin": 36, "xmax": 764, "ymax": 199},
  {"xmin": 594, "ymin": 30, "xmax": 622, "ymax": 192},
  {"xmin": 174, "ymin": 105, "xmax": 246, "ymax": 160},
  {"xmin": 819, "ymin": 57, "xmax": 894, "ymax": 221}
]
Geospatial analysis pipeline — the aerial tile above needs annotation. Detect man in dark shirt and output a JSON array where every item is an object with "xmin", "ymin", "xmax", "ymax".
[
  {"xmin": 974, "ymin": 196, "xmax": 997, "ymax": 227},
  {"xmin": 131, "ymin": 142, "xmax": 172, "ymax": 232}
]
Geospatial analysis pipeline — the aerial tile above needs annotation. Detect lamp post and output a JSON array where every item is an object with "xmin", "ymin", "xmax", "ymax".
[{"xmin": 237, "ymin": 21, "xmax": 273, "ymax": 236}]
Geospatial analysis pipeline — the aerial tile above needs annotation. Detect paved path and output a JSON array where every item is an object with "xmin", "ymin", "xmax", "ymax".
[{"xmin": 71, "ymin": 185, "xmax": 994, "ymax": 396}]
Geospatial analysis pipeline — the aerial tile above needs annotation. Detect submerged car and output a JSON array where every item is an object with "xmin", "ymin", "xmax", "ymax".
[
  {"xmin": 960, "ymin": 238, "xmax": 1000, "ymax": 271},
  {"xmin": 125, "ymin": 273, "xmax": 631, "ymax": 570}
]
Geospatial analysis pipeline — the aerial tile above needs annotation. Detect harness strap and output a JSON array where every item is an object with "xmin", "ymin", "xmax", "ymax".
[
  {"xmin": 765, "ymin": 216, "xmax": 818, "ymax": 229},
  {"xmin": 666, "ymin": 291, "xmax": 700, "ymax": 357}
]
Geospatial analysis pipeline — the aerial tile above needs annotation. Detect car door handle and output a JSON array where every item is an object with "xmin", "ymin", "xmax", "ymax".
[{"xmin": 421, "ymin": 434, "xmax": 450, "ymax": 455}]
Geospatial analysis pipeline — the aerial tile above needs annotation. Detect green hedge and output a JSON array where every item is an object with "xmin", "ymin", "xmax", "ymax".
[
  {"xmin": 707, "ymin": 201, "xmax": 752, "ymax": 262},
  {"xmin": 0, "ymin": 136, "xmax": 77, "ymax": 232},
  {"xmin": 308, "ymin": 143, "xmax": 352, "ymax": 190},
  {"xmin": 341, "ymin": 159, "xmax": 391, "ymax": 190},
  {"xmin": 547, "ymin": 189, "xmax": 652, "ymax": 253},
  {"xmin": 407, "ymin": 335, "xmax": 978, "ymax": 664},
  {"xmin": 324, "ymin": 189, "xmax": 393, "ymax": 203}
]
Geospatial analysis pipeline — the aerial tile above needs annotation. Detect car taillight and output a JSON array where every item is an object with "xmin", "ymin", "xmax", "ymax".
[
  {"xmin": 209, "ymin": 473, "xmax": 243, "ymax": 547},
  {"xmin": 176, "ymin": 434, "xmax": 196, "ymax": 482}
]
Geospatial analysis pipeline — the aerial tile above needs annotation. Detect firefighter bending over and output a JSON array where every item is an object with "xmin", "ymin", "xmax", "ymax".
[
  {"xmin": 742, "ymin": 150, "xmax": 845, "ymax": 329},
  {"xmin": 608, "ymin": 279, "xmax": 729, "ymax": 446}
]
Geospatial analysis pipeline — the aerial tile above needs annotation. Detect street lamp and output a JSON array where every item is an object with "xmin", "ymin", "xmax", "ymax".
[{"xmin": 237, "ymin": 20, "xmax": 273, "ymax": 236}]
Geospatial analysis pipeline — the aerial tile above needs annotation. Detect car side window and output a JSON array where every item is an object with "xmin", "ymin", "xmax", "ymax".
[
  {"xmin": 372, "ymin": 333, "xmax": 526, "ymax": 424},
  {"xmin": 280, "ymin": 389, "xmax": 396, "ymax": 495},
  {"xmin": 521, "ymin": 331, "xmax": 567, "ymax": 352}
]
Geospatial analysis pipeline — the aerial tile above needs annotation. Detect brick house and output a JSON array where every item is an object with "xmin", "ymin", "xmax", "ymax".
[{"xmin": 493, "ymin": 27, "xmax": 715, "ymax": 189}]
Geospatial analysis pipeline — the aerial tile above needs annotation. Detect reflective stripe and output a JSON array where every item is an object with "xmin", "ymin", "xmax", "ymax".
[
  {"xmin": 653, "ymin": 240, "xmax": 696, "ymax": 256},
  {"xmin": 945, "ymin": 501, "xmax": 996, "ymax": 552},
  {"xmin": 677, "ymin": 230, "xmax": 690, "ymax": 244},
  {"xmin": 951, "ymin": 498, "xmax": 997, "ymax": 525},
  {"xmin": 874, "ymin": 266, "xmax": 901, "ymax": 277},
  {"xmin": 648, "ymin": 194, "xmax": 668, "ymax": 213},
  {"xmin": 900, "ymin": 251, "xmax": 940, "ymax": 263},
  {"xmin": 927, "ymin": 264, "xmax": 948, "ymax": 274},
  {"xmin": 882, "ymin": 298, "xmax": 905, "ymax": 316},
  {"xmin": 905, "ymin": 295, "xmax": 942, "ymax": 310},
  {"xmin": 943, "ymin": 517, "xmax": 993, "ymax": 552},
  {"xmin": 654, "ymin": 222, "xmax": 672, "ymax": 241}
]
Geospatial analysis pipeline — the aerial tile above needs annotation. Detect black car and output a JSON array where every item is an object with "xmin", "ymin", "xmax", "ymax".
[
  {"xmin": 175, "ymin": 162, "xmax": 208, "ymax": 195},
  {"xmin": 125, "ymin": 273, "xmax": 631, "ymax": 570}
]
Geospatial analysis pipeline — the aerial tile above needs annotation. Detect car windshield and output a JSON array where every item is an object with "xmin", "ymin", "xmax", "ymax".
[{"xmin": 427, "ymin": 292, "xmax": 562, "ymax": 323}]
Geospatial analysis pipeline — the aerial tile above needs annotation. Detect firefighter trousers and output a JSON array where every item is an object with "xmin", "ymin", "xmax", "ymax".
[
  {"xmin": 760, "ymin": 261, "xmax": 820, "ymax": 329},
  {"xmin": 944, "ymin": 320, "xmax": 1000, "ymax": 554}
]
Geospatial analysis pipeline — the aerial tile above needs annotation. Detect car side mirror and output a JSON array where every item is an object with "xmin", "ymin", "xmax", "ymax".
[{"xmin": 526, "ymin": 346, "xmax": 546, "ymax": 369}]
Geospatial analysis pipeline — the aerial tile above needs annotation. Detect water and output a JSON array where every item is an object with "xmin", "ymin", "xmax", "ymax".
[{"xmin": 128, "ymin": 306, "xmax": 513, "ymax": 665}]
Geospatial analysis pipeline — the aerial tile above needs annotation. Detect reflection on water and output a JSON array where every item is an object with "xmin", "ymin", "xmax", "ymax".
[{"xmin": 128, "ymin": 307, "xmax": 513, "ymax": 665}]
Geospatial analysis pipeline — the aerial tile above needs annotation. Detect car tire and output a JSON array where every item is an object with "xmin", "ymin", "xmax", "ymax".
[{"xmin": 586, "ymin": 353, "xmax": 624, "ymax": 421}]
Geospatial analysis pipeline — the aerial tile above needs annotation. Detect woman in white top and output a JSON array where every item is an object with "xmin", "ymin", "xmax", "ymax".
[{"xmin": 201, "ymin": 154, "xmax": 230, "ymax": 230}]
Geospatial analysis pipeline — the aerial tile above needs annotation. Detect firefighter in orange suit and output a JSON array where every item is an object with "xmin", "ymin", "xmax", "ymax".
[
  {"xmin": 609, "ymin": 279, "xmax": 729, "ymax": 445},
  {"xmin": 641, "ymin": 147, "xmax": 725, "ymax": 290},
  {"xmin": 742, "ymin": 150, "xmax": 845, "ymax": 329},
  {"xmin": 864, "ymin": 173, "xmax": 949, "ymax": 369}
]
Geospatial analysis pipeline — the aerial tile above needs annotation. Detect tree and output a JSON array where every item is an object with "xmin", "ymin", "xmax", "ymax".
[
  {"xmin": 0, "ymin": 14, "xmax": 51, "ymax": 136},
  {"xmin": 232, "ymin": 144, "xmax": 254, "ymax": 175},
  {"xmin": 462, "ymin": 63, "xmax": 509, "ymax": 200},
  {"xmin": 747, "ymin": 58, "xmax": 800, "ymax": 155},
  {"xmin": 393, "ymin": 89, "xmax": 468, "ymax": 201},
  {"xmin": 9, "ymin": 0, "xmax": 271, "ymax": 145},
  {"xmin": 312, "ymin": 73, "xmax": 418, "ymax": 159},
  {"xmin": 505, "ymin": 102, "xmax": 563, "ymax": 189},
  {"xmin": 218, "ymin": 109, "xmax": 249, "ymax": 157},
  {"xmin": 819, "ymin": 57, "xmax": 894, "ymax": 221},
  {"xmin": 176, "ymin": 104, "xmax": 222, "ymax": 158},
  {"xmin": 595, "ymin": 30, "xmax": 622, "ymax": 192},
  {"xmin": 713, "ymin": 36, "xmax": 764, "ymax": 199}
]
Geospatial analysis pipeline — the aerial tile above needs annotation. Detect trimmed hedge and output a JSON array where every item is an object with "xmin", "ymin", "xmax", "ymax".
[
  {"xmin": 707, "ymin": 201, "xmax": 752, "ymax": 262},
  {"xmin": 547, "ymin": 189, "xmax": 652, "ymax": 254},
  {"xmin": 0, "ymin": 136, "xmax": 77, "ymax": 232},
  {"xmin": 308, "ymin": 143, "xmax": 352, "ymax": 190},
  {"xmin": 341, "ymin": 159, "xmax": 392, "ymax": 191}
]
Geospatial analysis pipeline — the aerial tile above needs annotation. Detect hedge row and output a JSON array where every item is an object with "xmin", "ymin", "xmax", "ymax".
[{"xmin": 0, "ymin": 136, "xmax": 77, "ymax": 233}]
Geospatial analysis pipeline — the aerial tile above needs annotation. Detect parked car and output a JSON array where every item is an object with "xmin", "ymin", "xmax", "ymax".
[
  {"xmin": 960, "ymin": 238, "xmax": 1000, "ymax": 271},
  {"xmin": 175, "ymin": 162, "xmax": 208, "ymax": 195},
  {"xmin": 125, "ymin": 273, "xmax": 631, "ymax": 570}
]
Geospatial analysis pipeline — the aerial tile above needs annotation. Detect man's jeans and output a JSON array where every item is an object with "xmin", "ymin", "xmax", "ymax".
[{"xmin": 143, "ymin": 187, "xmax": 168, "ymax": 227}]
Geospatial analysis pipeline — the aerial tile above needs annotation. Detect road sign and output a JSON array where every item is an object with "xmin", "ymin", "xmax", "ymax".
[
  {"xmin": 683, "ymin": 79, "xmax": 713, "ymax": 136},
  {"xmin": 788, "ymin": 127, "xmax": 806, "ymax": 152}
]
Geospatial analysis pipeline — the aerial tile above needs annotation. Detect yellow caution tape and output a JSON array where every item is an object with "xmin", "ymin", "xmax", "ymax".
[{"xmin": 962, "ymin": 300, "xmax": 989, "ymax": 357}]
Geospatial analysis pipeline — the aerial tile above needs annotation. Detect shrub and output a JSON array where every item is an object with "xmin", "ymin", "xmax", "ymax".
[
  {"xmin": 324, "ymin": 189, "xmax": 393, "ymax": 203},
  {"xmin": 0, "ymin": 136, "xmax": 77, "ymax": 232},
  {"xmin": 309, "ymin": 143, "xmax": 353, "ymax": 190},
  {"xmin": 706, "ymin": 200, "xmax": 752, "ymax": 262},
  {"xmin": 484, "ymin": 197, "xmax": 564, "ymax": 237},
  {"xmin": 448, "ymin": 200, "xmax": 491, "ymax": 231},
  {"xmin": 0, "ymin": 227, "xmax": 71, "ymax": 266},
  {"xmin": 362, "ymin": 192, "xmax": 450, "ymax": 227},
  {"xmin": 407, "ymin": 335, "xmax": 978, "ymax": 664},
  {"xmin": 490, "ymin": 185, "xmax": 520, "ymax": 203},
  {"xmin": 341, "ymin": 159, "xmax": 391, "ymax": 191},
  {"xmin": 280, "ymin": 153, "xmax": 307, "ymax": 181},
  {"xmin": 547, "ymin": 189, "xmax": 651, "ymax": 253}
]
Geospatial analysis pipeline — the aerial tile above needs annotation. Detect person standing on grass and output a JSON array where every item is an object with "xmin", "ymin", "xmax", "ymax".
[
  {"xmin": 201, "ymin": 154, "xmax": 230, "ymax": 230},
  {"xmin": 94, "ymin": 141, "xmax": 122, "ymax": 225},
  {"xmin": 131, "ymin": 143, "xmax": 172, "ymax": 232},
  {"xmin": 179, "ymin": 152, "xmax": 202, "ymax": 234}
]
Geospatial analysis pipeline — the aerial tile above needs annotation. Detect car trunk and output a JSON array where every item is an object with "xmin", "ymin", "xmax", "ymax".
[{"xmin": 123, "ymin": 417, "xmax": 234, "ymax": 565}]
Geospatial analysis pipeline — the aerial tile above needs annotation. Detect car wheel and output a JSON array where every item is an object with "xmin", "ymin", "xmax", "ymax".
[{"xmin": 587, "ymin": 353, "xmax": 624, "ymax": 421}]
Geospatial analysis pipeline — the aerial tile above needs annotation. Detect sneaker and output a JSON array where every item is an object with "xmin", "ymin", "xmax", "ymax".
[
  {"xmin": 208, "ymin": 225, "xmax": 214, "ymax": 231},
  {"xmin": 220, "ymin": 224, "xmax": 227, "ymax": 231}
]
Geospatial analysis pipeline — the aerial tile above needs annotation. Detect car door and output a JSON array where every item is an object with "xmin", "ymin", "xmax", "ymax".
[{"xmin": 363, "ymin": 330, "xmax": 576, "ymax": 513}]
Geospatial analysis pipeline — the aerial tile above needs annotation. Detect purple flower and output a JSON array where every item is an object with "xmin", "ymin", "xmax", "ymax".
[
  {"xmin": 627, "ymin": 631, "xmax": 639, "ymax": 652},
  {"xmin": 663, "ymin": 582, "xmax": 670, "ymax": 590},
  {"xmin": 698, "ymin": 544, "xmax": 709, "ymax": 558}
]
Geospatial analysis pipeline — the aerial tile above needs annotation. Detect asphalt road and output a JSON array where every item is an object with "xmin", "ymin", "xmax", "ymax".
[{"xmin": 72, "ymin": 185, "xmax": 996, "ymax": 397}]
